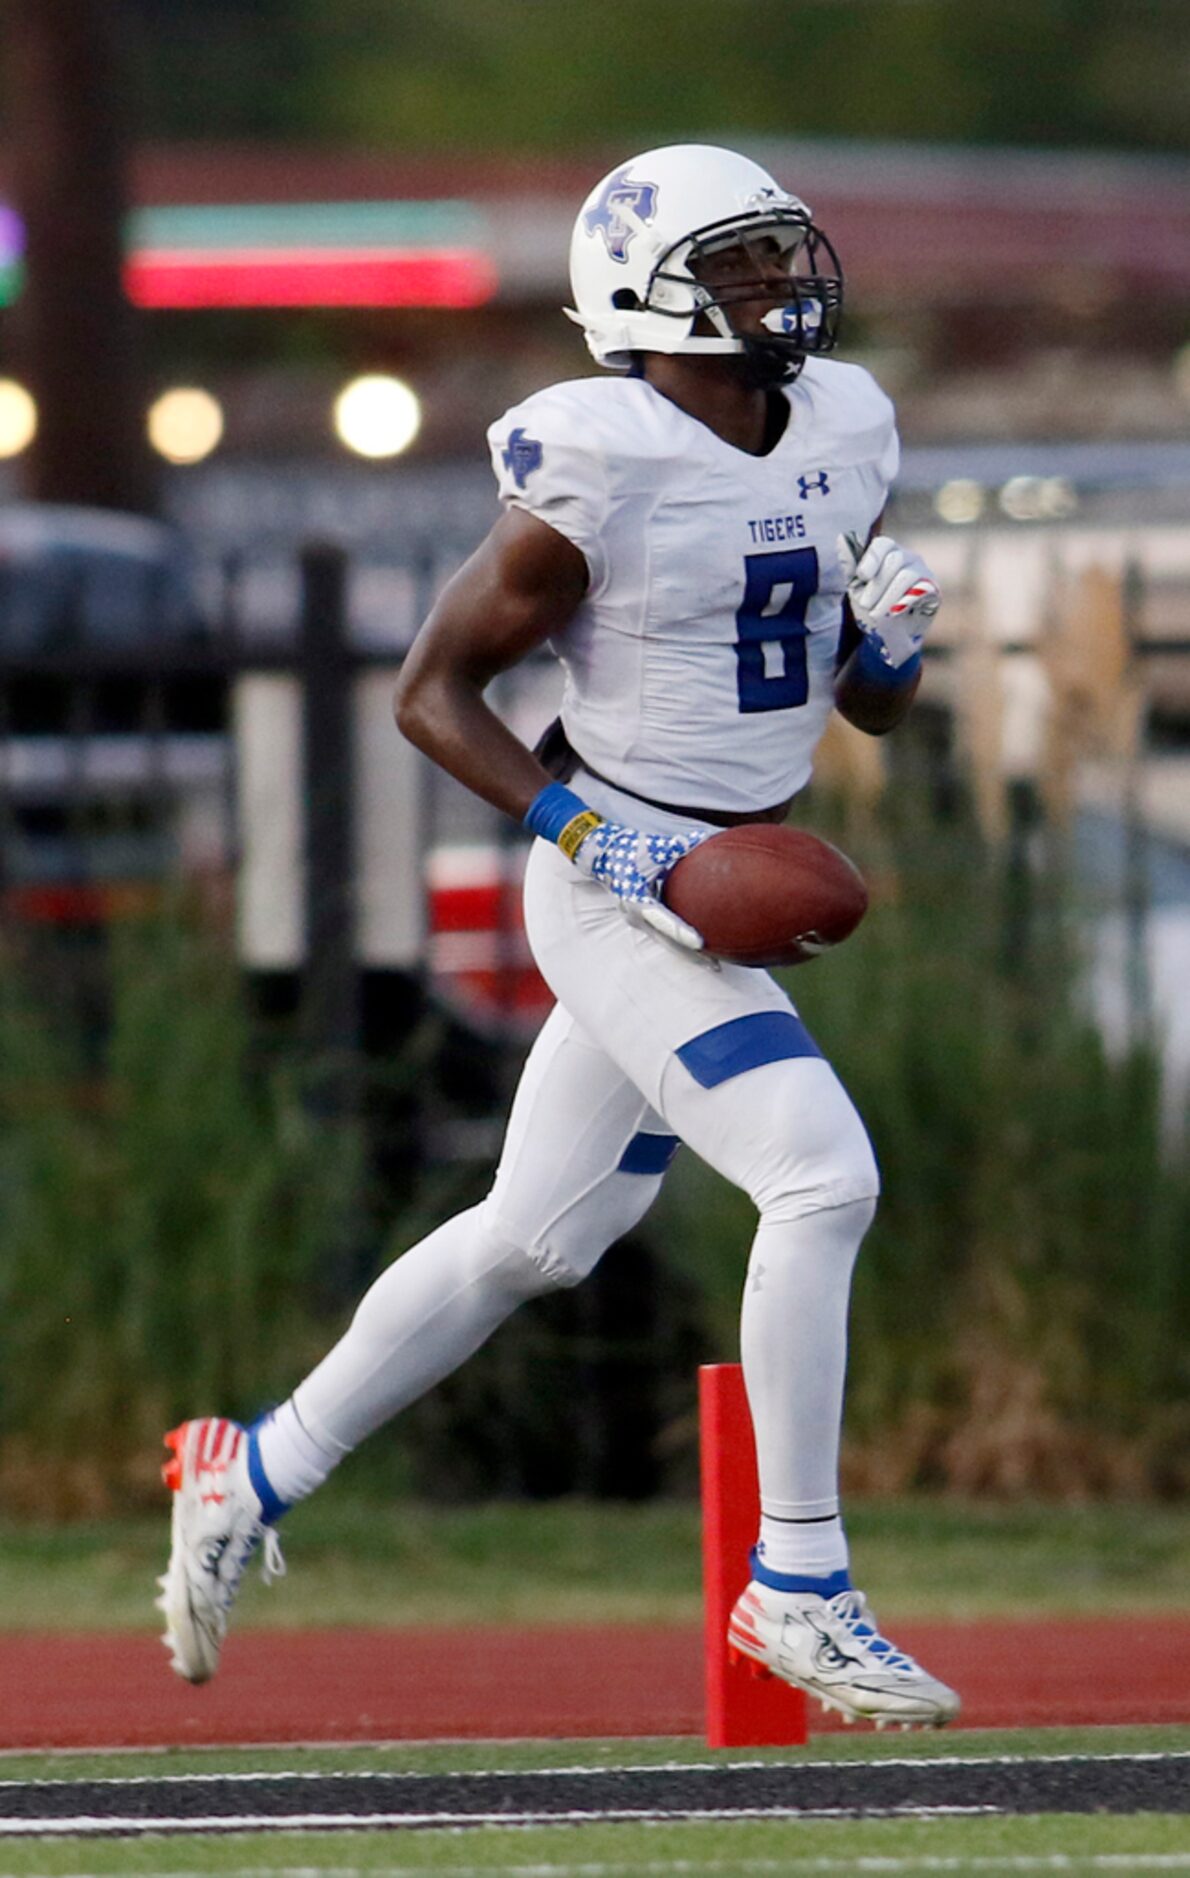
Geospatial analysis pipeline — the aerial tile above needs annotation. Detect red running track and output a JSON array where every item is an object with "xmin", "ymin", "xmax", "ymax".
[{"xmin": 4, "ymin": 1620, "xmax": 1190, "ymax": 1751}]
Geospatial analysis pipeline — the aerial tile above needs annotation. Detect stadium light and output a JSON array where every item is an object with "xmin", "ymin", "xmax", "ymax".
[
  {"xmin": 0, "ymin": 379, "xmax": 37, "ymax": 456},
  {"xmin": 998, "ymin": 475, "xmax": 1078, "ymax": 522},
  {"xmin": 334, "ymin": 375, "xmax": 422, "ymax": 458},
  {"xmin": 147, "ymin": 387, "xmax": 224, "ymax": 464},
  {"xmin": 934, "ymin": 479, "xmax": 985, "ymax": 524}
]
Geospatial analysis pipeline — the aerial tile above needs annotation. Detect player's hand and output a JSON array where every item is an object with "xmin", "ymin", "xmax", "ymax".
[
  {"xmin": 838, "ymin": 532, "xmax": 941, "ymax": 670},
  {"xmin": 572, "ymin": 821, "xmax": 707, "ymax": 951}
]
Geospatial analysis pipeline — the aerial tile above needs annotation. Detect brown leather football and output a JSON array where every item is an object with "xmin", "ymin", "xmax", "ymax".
[{"xmin": 662, "ymin": 824, "xmax": 868, "ymax": 967}]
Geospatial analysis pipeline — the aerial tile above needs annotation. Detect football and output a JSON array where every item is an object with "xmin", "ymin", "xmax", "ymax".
[{"xmin": 661, "ymin": 824, "xmax": 868, "ymax": 968}]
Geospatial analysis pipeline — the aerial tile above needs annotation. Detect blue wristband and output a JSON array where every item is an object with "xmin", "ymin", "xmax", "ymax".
[
  {"xmin": 853, "ymin": 633, "xmax": 922, "ymax": 690},
  {"xmin": 523, "ymin": 782, "xmax": 593, "ymax": 845}
]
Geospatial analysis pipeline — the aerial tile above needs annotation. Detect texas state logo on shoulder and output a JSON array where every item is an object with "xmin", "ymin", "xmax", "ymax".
[
  {"xmin": 582, "ymin": 167, "xmax": 659, "ymax": 263},
  {"xmin": 502, "ymin": 427, "xmax": 543, "ymax": 489}
]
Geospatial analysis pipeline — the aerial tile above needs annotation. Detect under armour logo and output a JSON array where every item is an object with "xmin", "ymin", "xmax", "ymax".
[
  {"xmin": 502, "ymin": 428, "xmax": 543, "ymax": 489},
  {"xmin": 797, "ymin": 471, "xmax": 830, "ymax": 499},
  {"xmin": 583, "ymin": 167, "xmax": 659, "ymax": 263}
]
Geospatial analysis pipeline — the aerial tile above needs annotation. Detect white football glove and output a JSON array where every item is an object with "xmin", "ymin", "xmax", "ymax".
[
  {"xmin": 572, "ymin": 819, "xmax": 707, "ymax": 951},
  {"xmin": 838, "ymin": 531, "xmax": 941, "ymax": 670}
]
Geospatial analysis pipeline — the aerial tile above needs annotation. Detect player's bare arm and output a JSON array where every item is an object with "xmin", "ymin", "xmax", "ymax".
[
  {"xmin": 397, "ymin": 496, "xmax": 707, "ymax": 951},
  {"xmin": 833, "ymin": 521, "xmax": 938, "ymax": 735},
  {"xmin": 833, "ymin": 620, "xmax": 923, "ymax": 735},
  {"xmin": 393, "ymin": 508, "xmax": 588, "ymax": 821}
]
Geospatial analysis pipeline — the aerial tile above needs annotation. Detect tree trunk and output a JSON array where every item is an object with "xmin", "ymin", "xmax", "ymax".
[{"xmin": 4, "ymin": 0, "xmax": 154, "ymax": 512}]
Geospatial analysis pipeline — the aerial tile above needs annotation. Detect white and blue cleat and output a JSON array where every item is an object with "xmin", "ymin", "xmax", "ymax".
[
  {"xmin": 728, "ymin": 1578, "xmax": 960, "ymax": 1730},
  {"xmin": 157, "ymin": 1416, "xmax": 285, "ymax": 1684}
]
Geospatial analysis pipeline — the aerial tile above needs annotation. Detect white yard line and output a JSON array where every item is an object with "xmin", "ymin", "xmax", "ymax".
[
  {"xmin": 0, "ymin": 1804, "xmax": 1004, "ymax": 1835},
  {"xmin": 4, "ymin": 1749, "xmax": 1189, "ymax": 1787}
]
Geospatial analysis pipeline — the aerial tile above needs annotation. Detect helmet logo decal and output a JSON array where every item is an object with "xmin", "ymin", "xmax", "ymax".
[
  {"xmin": 502, "ymin": 427, "xmax": 544, "ymax": 489},
  {"xmin": 583, "ymin": 168, "xmax": 659, "ymax": 264}
]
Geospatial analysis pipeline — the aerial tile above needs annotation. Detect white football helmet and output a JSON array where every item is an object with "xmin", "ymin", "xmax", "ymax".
[{"xmin": 566, "ymin": 144, "xmax": 843, "ymax": 381}]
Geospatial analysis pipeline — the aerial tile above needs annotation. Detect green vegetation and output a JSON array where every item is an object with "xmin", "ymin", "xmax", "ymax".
[
  {"xmin": 121, "ymin": 0, "xmax": 1190, "ymax": 156},
  {"xmin": 3, "ymin": 1492, "xmax": 1190, "ymax": 1630},
  {"xmin": 0, "ymin": 910, "xmax": 361, "ymax": 1515}
]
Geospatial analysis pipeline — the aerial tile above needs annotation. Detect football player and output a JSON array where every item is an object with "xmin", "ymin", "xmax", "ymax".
[{"xmin": 159, "ymin": 145, "xmax": 956, "ymax": 1729}]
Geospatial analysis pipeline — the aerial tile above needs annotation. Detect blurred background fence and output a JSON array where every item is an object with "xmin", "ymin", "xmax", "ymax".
[{"xmin": 1, "ymin": 0, "xmax": 1189, "ymax": 1516}]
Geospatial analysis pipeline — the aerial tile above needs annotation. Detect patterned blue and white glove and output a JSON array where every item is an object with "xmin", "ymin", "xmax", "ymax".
[
  {"xmin": 523, "ymin": 782, "xmax": 706, "ymax": 951},
  {"xmin": 838, "ymin": 531, "xmax": 941, "ymax": 671}
]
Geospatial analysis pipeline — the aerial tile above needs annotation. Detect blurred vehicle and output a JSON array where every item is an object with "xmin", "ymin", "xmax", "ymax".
[
  {"xmin": 0, "ymin": 504, "xmax": 201, "ymax": 647},
  {"xmin": 426, "ymin": 840, "xmax": 552, "ymax": 1035},
  {"xmin": 0, "ymin": 504, "xmax": 229, "ymax": 923}
]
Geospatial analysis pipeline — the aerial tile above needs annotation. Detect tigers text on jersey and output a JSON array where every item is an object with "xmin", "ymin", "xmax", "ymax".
[{"xmin": 488, "ymin": 361, "xmax": 899, "ymax": 815}]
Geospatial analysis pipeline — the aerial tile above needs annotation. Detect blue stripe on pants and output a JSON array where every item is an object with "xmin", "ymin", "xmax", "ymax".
[
  {"xmin": 617, "ymin": 1131, "xmax": 681, "ymax": 1175},
  {"xmin": 676, "ymin": 1011, "xmax": 822, "ymax": 1090}
]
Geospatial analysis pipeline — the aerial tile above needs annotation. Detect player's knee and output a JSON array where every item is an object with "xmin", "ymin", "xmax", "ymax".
[
  {"xmin": 446, "ymin": 1210, "xmax": 556, "ymax": 1308},
  {"xmin": 751, "ymin": 1069, "xmax": 881, "ymax": 1223},
  {"xmin": 479, "ymin": 1168, "xmax": 663, "ymax": 1290},
  {"xmin": 539, "ymin": 1170, "xmax": 663, "ymax": 1285}
]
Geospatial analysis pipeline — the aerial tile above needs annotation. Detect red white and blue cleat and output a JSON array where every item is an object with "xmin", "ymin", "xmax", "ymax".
[
  {"xmin": 157, "ymin": 1417, "xmax": 284, "ymax": 1684},
  {"xmin": 728, "ymin": 1578, "xmax": 960, "ymax": 1729}
]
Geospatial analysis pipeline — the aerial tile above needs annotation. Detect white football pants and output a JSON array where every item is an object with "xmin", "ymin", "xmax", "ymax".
[{"xmin": 286, "ymin": 821, "xmax": 880, "ymax": 1539}]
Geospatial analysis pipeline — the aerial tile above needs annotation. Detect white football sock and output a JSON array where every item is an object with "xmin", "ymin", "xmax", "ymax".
[
  {"xmin": 253, "ymin": 1397, "xmax": 348, "ymax": 1507},
  {"xmin": 740, "ymin": 1196, "xmax": 874, "ymax": 1580},
  {"xmin": 756, "ymin": 1511, "xmax": 849, "ymax": 1580}
]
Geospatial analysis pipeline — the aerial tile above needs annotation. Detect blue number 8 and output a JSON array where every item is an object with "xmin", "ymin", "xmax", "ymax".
[{"xmin": 734, "ymin": 546, "xmax": 818, "ymax": 714}]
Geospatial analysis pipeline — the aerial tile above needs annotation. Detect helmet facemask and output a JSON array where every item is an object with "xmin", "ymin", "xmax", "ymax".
[{"xmin": 653, "ymin": 209, "xmax": 844, "ymax": 385}]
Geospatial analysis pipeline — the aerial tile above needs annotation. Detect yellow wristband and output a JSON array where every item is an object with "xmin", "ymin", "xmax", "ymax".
[{"xmin": 557, "ymin": 809, "xmax": 604, "ymax": 862}]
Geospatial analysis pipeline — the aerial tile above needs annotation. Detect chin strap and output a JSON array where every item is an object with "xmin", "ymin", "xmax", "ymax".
[
  {"xmin": 737, "ymin": 339, "xmax": 804, "ymax": 388},
  {"xmin": 688, "ymin": 295, "xmax": 803, "ymax": 385}
]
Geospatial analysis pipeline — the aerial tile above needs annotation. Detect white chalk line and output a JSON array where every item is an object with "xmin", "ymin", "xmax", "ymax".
[
  {"xmin": 0, "ymin": 1804, "xmax": 1004, "ymax": 1836},
  {"xmin": 4, "ymin": 1749, "xmax": 1189, "ymax": 1788}
]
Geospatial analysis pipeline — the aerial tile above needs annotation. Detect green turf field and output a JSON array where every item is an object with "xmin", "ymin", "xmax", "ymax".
[
  {"xmin": 4, "ymin": 1490, "xmax": 1190, "ymax": 1629},
  {"xmin": 3, "ymin": 1813, "xmax": 1190, "ymax": 1877},
  {"xmin": 0, "ymin": 1721, "xmax": 1185, "ymax": 1780},
  {"xmin": 2, "ymin": 1730, "xmax": 1190, "ymax": 1875}
]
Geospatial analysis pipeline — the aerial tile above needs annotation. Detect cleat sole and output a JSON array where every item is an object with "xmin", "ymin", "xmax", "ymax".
[{"xmin": 727, "ymin": 1643, "xmax": 773, "ymax": 1681}]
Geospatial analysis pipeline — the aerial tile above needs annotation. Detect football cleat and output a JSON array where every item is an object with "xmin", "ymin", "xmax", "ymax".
[
  {"xmin": 156, "ymin": 1417, "xmax": 284, "ymax": 1684},
  {"xmin": 728, "ymin": 1579, "xmax": 960, "ymax": 1729}
]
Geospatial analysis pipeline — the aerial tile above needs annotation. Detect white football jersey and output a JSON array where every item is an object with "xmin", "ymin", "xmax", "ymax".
[{"xmin": 488, "ymin": 362, "xmax": 899, "ymax": 814}]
